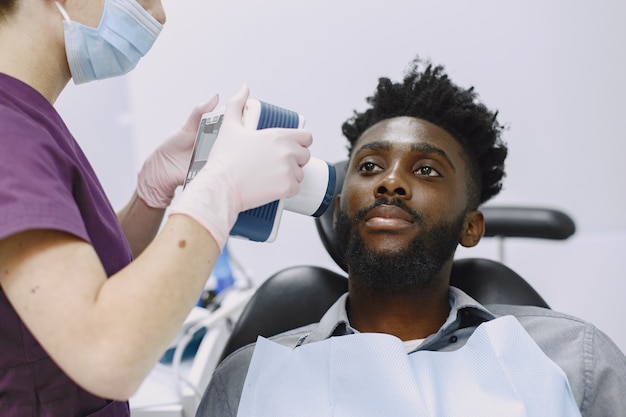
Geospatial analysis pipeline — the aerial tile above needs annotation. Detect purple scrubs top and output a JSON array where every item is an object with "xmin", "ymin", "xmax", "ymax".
[{"xmin": 0, "ymin": 73, "xmax": 132, "ymax": 416}]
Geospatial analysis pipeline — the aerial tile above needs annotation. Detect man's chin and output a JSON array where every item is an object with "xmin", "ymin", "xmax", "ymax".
[{"xmin": 362, "ymin": 237, "xmax": 412, "ymax": 258}]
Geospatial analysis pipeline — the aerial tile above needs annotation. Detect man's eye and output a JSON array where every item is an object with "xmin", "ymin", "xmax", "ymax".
[
  {"xmin": 416, "ymin": 166, "xmax": 440, "ymax": 177},
  {"xmin": 359, "ymin": 161, "xmax": 380, "ymax": 172}
]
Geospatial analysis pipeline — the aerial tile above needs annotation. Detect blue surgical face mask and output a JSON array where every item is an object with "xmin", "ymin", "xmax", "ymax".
[{"xmin": 55, "ymin": 0, "xmax": 163, "ymax": 85}]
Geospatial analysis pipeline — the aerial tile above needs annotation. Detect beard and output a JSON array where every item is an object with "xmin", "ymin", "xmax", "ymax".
[{"xmin": 335, "ymin": 198, "xmax": 466, "ymax": 295}]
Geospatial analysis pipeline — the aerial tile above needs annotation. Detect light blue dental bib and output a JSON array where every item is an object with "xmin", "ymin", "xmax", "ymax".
[{"xmin": 237, "ymin": 316, "xmax": 581, "ymax": 417}]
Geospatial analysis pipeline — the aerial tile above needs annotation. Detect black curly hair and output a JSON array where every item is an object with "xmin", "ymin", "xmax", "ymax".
[
  {"xmin": 342, "ymin": 56, "xmax": 508, "ymax": 208},
  {"xmin": 0, "ymin": 0, "xmax": 18, "ymax": 20}
]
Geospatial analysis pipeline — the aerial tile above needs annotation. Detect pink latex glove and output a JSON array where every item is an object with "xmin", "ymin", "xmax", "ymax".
[
  {"xmin": 169, "ymin": 84, "xmax": 312, "ymax": 248},
  {"xmin": 137, "ymin": 95, "xmax": 220, "ymax": 208}
]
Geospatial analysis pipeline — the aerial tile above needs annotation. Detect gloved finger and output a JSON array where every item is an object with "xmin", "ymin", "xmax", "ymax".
[
  {"xmin": 290, "ymin": 138, "xmax": 312, "ymax": 168},
  {"xmin": 279, "ymin": 128, "xmax": 313, "ymax": 150},
  {"xmin": 180, "ymin": 94, "xmax": 220, "ymax": 134},
  {"xmin": 259, "ymin": 128, "xmax": 312, "ymax": 167},
  {"xmin": 291, "ymin": 156, "xmax": 306, "ymax": 184},
  {"xmin": 222, "ymin": 83, "xmax": 249, "ymax": 124},
  {"xmin": 271, "ymin": 143, "xmax": 308, "ymax": 197},
  {"xmin": 269, "ymin": 157, "xmax": 302, "ymax": 199}
]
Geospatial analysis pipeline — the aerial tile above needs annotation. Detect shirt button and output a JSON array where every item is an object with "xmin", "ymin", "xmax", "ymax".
[{"xmin": 449, "ymin": 335, "xmax": 458, "ymax": 343}]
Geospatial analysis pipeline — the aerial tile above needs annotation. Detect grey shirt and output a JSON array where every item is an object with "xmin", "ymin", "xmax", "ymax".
[{"xmin": 196, "ymin": 287, "xmax": 626, "ymax": 417}]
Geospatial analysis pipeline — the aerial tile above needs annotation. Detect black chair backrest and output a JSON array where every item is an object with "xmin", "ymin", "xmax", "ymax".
[
  {"xmin": 218, "ymin": 266, "xmax": 347, "ymax": 363},
  {"xmin": 449, "ymin": 258, "xmax": 549, "ymax": 307}
]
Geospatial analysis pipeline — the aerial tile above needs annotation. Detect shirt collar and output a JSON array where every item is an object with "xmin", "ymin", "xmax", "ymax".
[{"xmin": 302, "ymin": 287, "xmax": 496, "ymax": 346}]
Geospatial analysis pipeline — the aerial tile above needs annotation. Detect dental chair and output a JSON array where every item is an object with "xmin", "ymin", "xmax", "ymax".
[{"xmin": 217, "ymin": 161, "xmax": 576, "ymax": 363}]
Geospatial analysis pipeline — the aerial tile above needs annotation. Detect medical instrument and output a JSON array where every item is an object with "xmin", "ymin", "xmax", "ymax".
[{"xmin": 184, "ymin": 100, "xmax": 336, "ymax": 242}]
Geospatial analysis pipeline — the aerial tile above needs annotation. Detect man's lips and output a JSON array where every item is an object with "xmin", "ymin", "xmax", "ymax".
[{"xmin": 364, "ymin": 204, "xmax": 415, "ymax": 227}]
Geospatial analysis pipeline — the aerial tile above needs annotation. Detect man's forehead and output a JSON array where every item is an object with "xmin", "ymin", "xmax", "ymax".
[{"xmin": 353, "ymin": 116, "xmax": 459, "ymax": 155}]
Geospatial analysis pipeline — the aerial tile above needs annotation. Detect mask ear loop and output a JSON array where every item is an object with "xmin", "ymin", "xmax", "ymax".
[{"xmin": 54, "ymin": 2, "xmax": 73, "ymax": 27}]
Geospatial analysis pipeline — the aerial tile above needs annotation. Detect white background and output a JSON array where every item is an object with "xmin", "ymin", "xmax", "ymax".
[{"xmin": 56, "ymin": 0, "xmax": 626, "ymax": 353}]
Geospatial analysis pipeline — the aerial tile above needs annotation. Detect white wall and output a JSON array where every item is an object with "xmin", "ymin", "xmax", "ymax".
[{"xmin": 56, "ymin": 0, "xmax": 626, "ymax": 353}]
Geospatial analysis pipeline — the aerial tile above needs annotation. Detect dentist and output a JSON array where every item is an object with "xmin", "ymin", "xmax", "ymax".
[{"xmin": 0, "ymin": 0, "xmax": 312, "ymax": 416}]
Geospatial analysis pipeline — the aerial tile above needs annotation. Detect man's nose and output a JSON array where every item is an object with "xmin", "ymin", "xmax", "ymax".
[{"xmin": 374, "ymin": 165, "xmax": 411, "ymax": 199}]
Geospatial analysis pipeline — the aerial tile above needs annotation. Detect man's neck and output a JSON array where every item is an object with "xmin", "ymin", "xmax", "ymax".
[{"xmin": 346, "ymin": 282, "xmax": 451, "ymax": 341}]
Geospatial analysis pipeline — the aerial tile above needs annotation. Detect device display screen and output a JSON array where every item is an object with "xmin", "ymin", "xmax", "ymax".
[{"xmin": 184, "ymin": 113, "xmax": 224, "ymax": 188}]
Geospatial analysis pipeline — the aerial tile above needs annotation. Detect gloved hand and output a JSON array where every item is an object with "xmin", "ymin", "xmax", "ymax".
[
  {"xmin": 169, "ymin": 84, "xmax": 312, "ymax": 249},
  {"xmin": 137, "ymin": 94, "xmax": 220, "ymax": 208}
]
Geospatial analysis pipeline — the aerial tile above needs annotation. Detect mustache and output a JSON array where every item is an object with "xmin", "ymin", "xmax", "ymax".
[{"xmin": 353, "ymin": 198, "xmax": 424, "ymax": 224}]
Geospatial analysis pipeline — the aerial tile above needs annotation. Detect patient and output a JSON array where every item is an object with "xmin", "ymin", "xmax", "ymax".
[{"xmin": 196, "ymin": 56, "xmax": 626, "ymax": 417}]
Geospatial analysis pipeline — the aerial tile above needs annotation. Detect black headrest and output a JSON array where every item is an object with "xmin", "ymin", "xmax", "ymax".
[{"xmin": 314, "ymin": 160, "xmax": 576, "ymax": 273}]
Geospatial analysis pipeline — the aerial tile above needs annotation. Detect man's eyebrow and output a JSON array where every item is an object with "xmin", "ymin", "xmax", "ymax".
[
  {"xmin": 411, "ymin": 142, "xmax": 456, "ymax": 172},
  {"xmin": 355, "ymin": 141, "xmax": 392, "ymax": 153},
  {"xmin": 354, "ymin": 140, "xmax": 456, "ymax": 172}
]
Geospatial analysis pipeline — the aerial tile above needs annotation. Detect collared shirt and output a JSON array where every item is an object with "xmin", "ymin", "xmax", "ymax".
[{"xmin": 196, "ymin": 288, "xmax": 626, "ymax": 417}]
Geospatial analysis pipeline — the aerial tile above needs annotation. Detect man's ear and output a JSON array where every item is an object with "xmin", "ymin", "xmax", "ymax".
[
  {"xmin": 332, "ymin": 194, "xmax": 341, "ymax": 230},
  {"xmin": 460, "ymin": 210, "xmax": 485, "ymax": 248}
]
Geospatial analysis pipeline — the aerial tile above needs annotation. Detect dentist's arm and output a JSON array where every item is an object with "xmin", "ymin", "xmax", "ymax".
[{"xmin": 0, "ymin": 85, "xmax": 311, "ymax": 400}]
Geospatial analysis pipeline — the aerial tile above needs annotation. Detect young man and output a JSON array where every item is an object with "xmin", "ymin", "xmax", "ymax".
[
  {"xmin": 0, "ymin": 0, "xmax": 311, "ymax": 415},
  {"xmin": 196, "ymin": 57, "xmax": 626, "ymax": 417}
]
